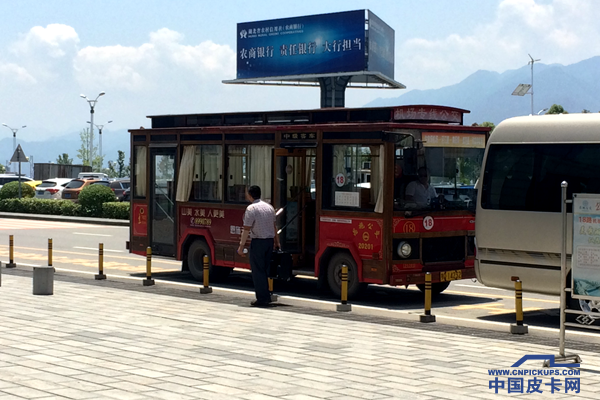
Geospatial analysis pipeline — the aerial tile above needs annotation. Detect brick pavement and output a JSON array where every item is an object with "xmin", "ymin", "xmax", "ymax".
[{"xmin": 1, "ymin": 267, "xmax": 599, "ymax": 400}]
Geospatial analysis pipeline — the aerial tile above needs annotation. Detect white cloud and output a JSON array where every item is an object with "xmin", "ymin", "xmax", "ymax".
[
  {"xmin": 0, "ymin": 63, "xmax": 36, "ymax": 84},
  {"xmin": 73, "ymin": 28, "xmax": 235, "ymax": 92},
  {"xmin": 397, "ymin": 0, "xmax": 600, "ymax": 90},
  {"xmin": 11, "ymin": 23, "xmax": 79, "ymax": 58}
]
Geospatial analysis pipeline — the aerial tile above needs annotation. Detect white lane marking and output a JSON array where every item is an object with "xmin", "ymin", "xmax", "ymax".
[
  {"xmin": 73, "ymin": 232, "xmax": 113, "ymax": 237},
  {"xmin": 73, "ymin": 246, "xmax": 124, "ymax": 253}
]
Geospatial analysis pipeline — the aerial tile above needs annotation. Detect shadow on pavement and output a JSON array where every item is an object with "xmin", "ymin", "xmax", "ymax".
[{"xmin": 132, "ymin": 269, "xmax": 497, "ymax": 311}]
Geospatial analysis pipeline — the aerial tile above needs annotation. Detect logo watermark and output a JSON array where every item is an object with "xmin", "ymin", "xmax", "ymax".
[{"xmin": 488, "ymin": 355, "xmax": 581, "ymax": 394}]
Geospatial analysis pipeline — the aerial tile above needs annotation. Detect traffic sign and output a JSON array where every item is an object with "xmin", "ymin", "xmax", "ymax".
[{"xmin": 10, "ymin": 144, "xmax": 29, "ymax": 163}]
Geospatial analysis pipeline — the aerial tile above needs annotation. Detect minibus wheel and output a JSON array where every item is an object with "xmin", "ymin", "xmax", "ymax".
[
  {"xmin": 187, "ymin": 239, "xmax": 231, "ymax": 282},
  {"xmin": 416, "ymin": 281, "xmax": 450, "ymax": 295},
  {"xmin": 327, "ymin": 252, "xmax": 366, "ymax": 299}
]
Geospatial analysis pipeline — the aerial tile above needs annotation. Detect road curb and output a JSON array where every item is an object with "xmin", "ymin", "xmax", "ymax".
[{"xmin": 0, "ymin": 212, "xmax": 129, "ymax": 226}]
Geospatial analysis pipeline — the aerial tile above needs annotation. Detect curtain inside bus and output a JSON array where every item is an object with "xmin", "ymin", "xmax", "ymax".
[
  {"xmin": 227, "ymin": 145, "xmax": 272, "ymax": 203},
  {"xmin": 176, "ymin": 145, "xmax": 195, "ymax": 202},
  {"xmin": 134, "ymin": 146, "xmax": 147, "ymax": 197}
]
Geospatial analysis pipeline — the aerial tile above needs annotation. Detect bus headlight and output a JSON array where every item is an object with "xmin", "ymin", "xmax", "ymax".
[{"xmin": 397, "ymin": 241, "xmax": 412, "ymax": 258}]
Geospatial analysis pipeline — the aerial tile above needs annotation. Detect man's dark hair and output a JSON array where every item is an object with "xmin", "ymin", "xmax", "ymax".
[{"xmin": 248, "ymin": 185, "xmax": 261, "ymax": 199}]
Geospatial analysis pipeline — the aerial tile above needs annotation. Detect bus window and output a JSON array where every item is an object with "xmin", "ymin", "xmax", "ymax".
[
  {"xmin": 226, "ymin": 145, "xmax": 272, "ymax": 203},
  {"xmin": 481, "ymin": 143, "xmax": 600, "ymax": 212},
  {"xmin": 425, "ymin": 147, "xmax": 483, "ymax": 210},
  {"xmin": 192, "ymin": 145, "xmax": 222, "ymax": 201},
  {"xmin": 324, "ymin": 144, "xmax": 382, "ymax": 211},
  {"xmin": 134, "ymin": 145, "xmax": 147, "ymax": 198}
]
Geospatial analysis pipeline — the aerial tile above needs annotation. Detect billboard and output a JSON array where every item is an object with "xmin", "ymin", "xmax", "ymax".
[{"xmin": 236, "ymin": 10, "xmax": 395, "ymax": 80}]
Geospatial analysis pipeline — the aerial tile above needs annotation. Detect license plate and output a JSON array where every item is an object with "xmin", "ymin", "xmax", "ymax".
[
  {"xmin": 37, "ymin": 190, "xmax": 44, "ymax": 194},
  {"xmin": 440, "ymin": 270, "xmax": 462, "ymax": 282},
  {"xmin": 63, "ymin": 193, "xmax": 71, "ymax": 198}
]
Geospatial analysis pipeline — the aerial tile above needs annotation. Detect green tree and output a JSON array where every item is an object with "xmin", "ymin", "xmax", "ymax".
[
  {"xmin": 481, "ymin": 121, "xmax": 496, "ymax": 133},
  {"xmin": 56, "ymin": 153, "xmax": 73, "ymax": 165},
  {"xmin": 582, "ymin": 109, "xmax": 591, "ymax": 113},
  {"xmin": 76, "ymin": 128, "xmax": 104, "ymax": 170},
  {"xmin": 547, "ymin": 104, "xmax": 568, "ymax": 114},
  {"xmin": 0, "ymin": 163, "xmax": 5, "ymax": 174},
  {"xmin": 116, "ymin": 150, "xmax": 130, "ymax": 178}
]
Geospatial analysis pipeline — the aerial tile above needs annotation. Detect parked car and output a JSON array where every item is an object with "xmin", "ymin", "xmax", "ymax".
[
  {"xmin": 121, "ymin": 187, "xmax": 130, "ymax": 202},
  {"xmin": 0, "ymin": 174, "xmax": 32, "ymax": 190},
  {"xmin": 24, "ymin": 180, "xmax": 43, "ymax": 189},
  {"xmin": 34, "ymin": 178, "xmax": 73, "ymax": 200},
  {"xmin": 90, "ymin": 181, "xmax": 111, "ymax": 188},
  {"xmin": 110, "ymin": 179, "xmax": 130, "ymax": 201},
  {"xmin": 61, "ymin": 179, "xmax": 101, "ymax": 202},
  {"xmin": 77, "ymin": 172, "xmax": 109, "ymax": 181}
]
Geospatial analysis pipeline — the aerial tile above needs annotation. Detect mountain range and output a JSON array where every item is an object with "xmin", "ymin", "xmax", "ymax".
[
  {"xmin": 367, "ymin": 56, "xmax": 600, "ymax": 125},
  {"xmin": 2, "ymin": 56, "xmax": 599, "ymax": 172}
]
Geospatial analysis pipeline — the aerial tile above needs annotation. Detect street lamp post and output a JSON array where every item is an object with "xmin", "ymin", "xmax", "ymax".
[
  {"xmin": 2, "ymin": 123, "xmax": 26, "ymax": 172},
  {"xmin": 528, "ymin": 54, "xmax": 540, "ymax": 116},
  {"xmin": 80, "ymin": 91, "xmax": 106, "ymax": 169},
  {"xmin": 87, "ymin": 120, "xmax": 112, "ymax": 168}
]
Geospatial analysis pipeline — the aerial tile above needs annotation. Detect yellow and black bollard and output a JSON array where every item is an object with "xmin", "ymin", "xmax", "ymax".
[
  {"xmin": 143, "ymin": 246, "xmax": 155, "ymax": 286},
  {"xmin": 336, "ymin": 264, "xmax": 352, "ymax": 312},
  {"xmin": 6, "ymin": 235, "xmax": 16, "ymax": 268},
  {"xmin": 48, "ymin": 238, "xmax": 53, "ymax": 267},
  {"xmin": 510, "ymin": 276, "xmax": 528, "ymax": 334},
  {"xmin": 268, "ymin": 277, "xmax": 278, "ymax": 302},
  {"xmin": 420, "ymin": 272, "xmax": 436, "ymax": 323},
  {"xmin": 95, "ymin": 243, "xmax": 107, "ymax": 280},
  {"xmin": 200, "ymin": 255, "xmax": 212, "ymax": 294}
]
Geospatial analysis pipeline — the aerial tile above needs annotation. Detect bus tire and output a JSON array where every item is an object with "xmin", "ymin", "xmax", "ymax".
[
  {"xmin": 326, "ymin": 252, "xmax": 366, "ymax": 299},
  {"xmin": 417, "ymin": 281, "xmax": 450, "ymax": 295},
  {"xmin": 187, "ymin": 240, "xmax": 231, "ymax": 283}
]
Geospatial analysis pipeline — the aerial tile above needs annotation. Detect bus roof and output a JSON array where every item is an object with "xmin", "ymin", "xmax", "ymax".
[
  {"xmin": 490, "ymin": 113, "xmax": 600, "ymax": 144},
  {"xmin": 141, "ymin": 105, "xmax": 473, "ymax": 130}
]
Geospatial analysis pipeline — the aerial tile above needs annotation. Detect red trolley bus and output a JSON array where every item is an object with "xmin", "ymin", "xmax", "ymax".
[{"xmin": 128, "ymin": 105, "xmax": 490, "ymax": 297}]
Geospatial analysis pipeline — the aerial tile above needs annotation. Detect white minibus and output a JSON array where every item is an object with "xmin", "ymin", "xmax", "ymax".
[{"xmin": 475, "ymin": 113, "xmax": 600, "ymax": 312}]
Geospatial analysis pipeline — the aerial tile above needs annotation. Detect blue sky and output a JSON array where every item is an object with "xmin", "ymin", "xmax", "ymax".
[{"xmin": 1, "ymin": 0, "xmax": 599, "ymax": 147}]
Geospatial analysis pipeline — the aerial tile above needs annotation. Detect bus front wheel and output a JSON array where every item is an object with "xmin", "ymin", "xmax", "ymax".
[
  {"xmin": 187, "ymin": 240, "xmax": 231, "ymax": 282},
  {"xmin": 417, "ymin": 281, "xmax": 450, "ymax": 295},
  {"xmin": 327, "ymin": 252, "xmax": 367, "ymax": 299}
]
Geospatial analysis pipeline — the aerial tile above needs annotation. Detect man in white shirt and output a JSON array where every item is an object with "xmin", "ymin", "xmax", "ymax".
[{"xmin": 405, "ymin": 167, "xmax": 438, "ymax": 208}]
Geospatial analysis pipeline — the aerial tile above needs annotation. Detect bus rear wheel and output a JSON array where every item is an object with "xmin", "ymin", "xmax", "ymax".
[
  {"xmin": 417, "ymin": 281, "xmax": 450, "ymax": 295},
  {"xmin": 187, "ymin": 240, "xmax": 231, "ymax": 282},
  {"xmin": 327, "ymin": 252, "xmax": 366, "ymax": 299}
]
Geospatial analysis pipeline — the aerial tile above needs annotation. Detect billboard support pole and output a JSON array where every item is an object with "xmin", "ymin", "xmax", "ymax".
[{"xmin": 319, "ymin": 76, "xmax": 350, "ymax": 108}]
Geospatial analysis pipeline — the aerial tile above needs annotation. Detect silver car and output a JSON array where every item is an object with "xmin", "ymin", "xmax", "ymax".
[{"xmin": 34, "ymin": 178, "xmax": 73, "ymax": 200}]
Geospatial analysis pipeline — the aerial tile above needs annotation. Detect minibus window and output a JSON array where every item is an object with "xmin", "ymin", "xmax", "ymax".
[{"xmin": 481, "ymin": 143, "xmax": 600, "ymax": 212}]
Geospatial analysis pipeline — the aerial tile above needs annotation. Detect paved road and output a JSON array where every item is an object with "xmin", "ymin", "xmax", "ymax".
[
  {"xmin": 1, "ymin": 268, "xmax": 599, "ymax": 399},
  {"xmin": 0, "ymin": 217, "xmax": 596, "ymax": 338}
]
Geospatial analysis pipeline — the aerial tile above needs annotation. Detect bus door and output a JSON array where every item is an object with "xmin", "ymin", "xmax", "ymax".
[
  {"xmin": 150, "ymin": 146, "xmax": 177, "ymax": 257},
  {"xmin": 274, "ymin": 149, "xmax": 316, "ymax": 264}
]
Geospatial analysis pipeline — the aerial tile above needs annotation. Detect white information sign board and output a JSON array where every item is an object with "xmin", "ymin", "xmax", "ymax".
[
  {"xmin": 334, "ymin": 191, "xmax": 360, "ymax": 207},
  {"xmin": 572, "ymin": 194, "xmax": 600, "ymax": 300}
]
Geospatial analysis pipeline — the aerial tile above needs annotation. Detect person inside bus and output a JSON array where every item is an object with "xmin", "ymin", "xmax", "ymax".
[
  {"xmin": 405, "ymin": 167, "xmax": 438, "ymax": 208},
  {"xmin": 237, "ymin": 185, "xmax": 280, "ymax": 307}
]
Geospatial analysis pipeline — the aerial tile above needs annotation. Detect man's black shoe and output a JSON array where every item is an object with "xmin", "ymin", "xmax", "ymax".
[{"xmin": 251, "ymin": 300, "xmax": 272, "ymax": 307}]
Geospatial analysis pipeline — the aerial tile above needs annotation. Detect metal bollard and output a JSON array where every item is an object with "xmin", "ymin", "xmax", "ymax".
[
  {"xmin": 200, "ymin": 255, "xmax": 213, "ymax": 294},
  {"xmin": 268, "ymin": 277, "xmax": 278, "ymax": 302},
  {"xmin": 336, "ymin": 264, "xmax": 352, "ymax": 312},
  {"xmin": 510, "ymin": 276, "xmax": 528, "ymax": 334},
  {"xmin": 95, "ymin": 243, "xmax": 107, "ymax": 280},
  {"xmin": 48, "ymin": 238, "xmax": 53, "ymax": 267},
  {"xmin": 420, "ymin": 272, "xmax": 436, "ymax": 322},
  {"xmin": 6, "ymin": 235, "xmax": 16, "ymax": 268},
  {"xmin": 143, "ymin": 246, "xmax": 155, "ymax": 286}
]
